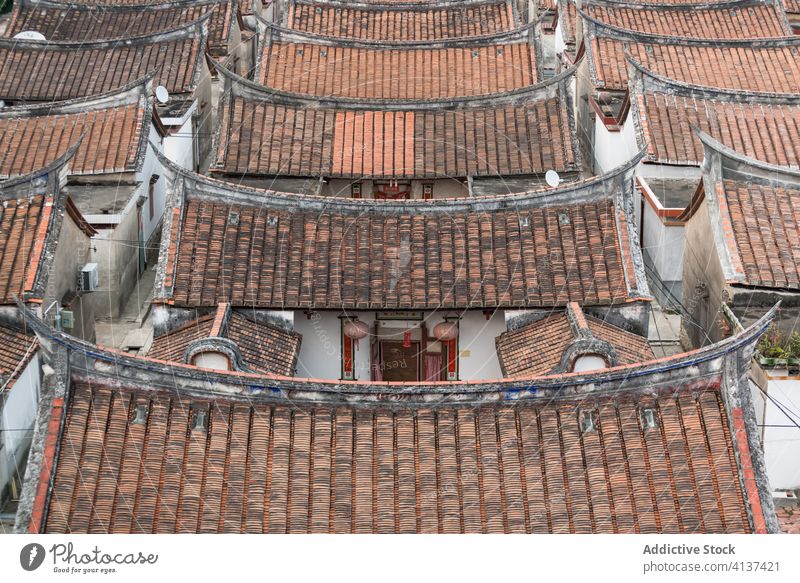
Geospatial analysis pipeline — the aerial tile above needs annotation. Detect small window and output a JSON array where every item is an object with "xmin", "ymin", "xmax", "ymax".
[
  {"xmin": 519, "ymin": 215, "xmax": 530, "ymax": 228},
  {"xmin": 192, "ymin": 410, "xmax": 207, "ymax": 431},
  {"xmin": 641, "ymin": 408, "xmax": 658, "ymax": 430},
  {"xmin": 422, "ymin": 183, "xmax": 433, "ymax": 200},
  {"xmin": 580, "ymin": 410, "xmax": 597, "ymax": 433},
  {"xmin": 267, "ymin": 215, "xmax": 278, "ymax": 227},
  {"xmin": 351, "ymin": 183, "xmax": 362, "ymax": 199},
  {"xmin": 558, "ymin": 212, "xmax": 570, "ymax": 225},
  {"xmin": 132, "ymin": 404, "xmax": 148, "ymax": 425},
  {"xmin": 228, "ymin": 211, "xmax": 240, "ymax": 226}
]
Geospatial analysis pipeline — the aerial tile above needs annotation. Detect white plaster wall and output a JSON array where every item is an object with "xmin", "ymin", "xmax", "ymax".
[
  {"xmin": 456, "ymin": 311, "xmax": 506, "ymax": 380},
  {"xmin": 137, "ymin": 125, "xmax": 168, "ymax": 245},
  {"xmin": 554, "ymin": 21, "xmax": 567, "ymax": 55},
  {"xmin": 642, "ymin": 202, "xmax": 684, "ymax": 283},
  {"xmin": 758, "ymin": 377, "xmax": 800, "ymax": 489},
  {"xmin": 593, "ymin": 116, "xmax": 639, "ymax": 174},
  {"xmin": 163, "ymin": 115, "xmax": 195, "ymax": 171},
  {"xmin": 294, "ymin": 311, "xmax": 346, "ymax": 380},
  {"xmin": 0, "ymin": 353, "xmax": 40, "ymax": 496}
]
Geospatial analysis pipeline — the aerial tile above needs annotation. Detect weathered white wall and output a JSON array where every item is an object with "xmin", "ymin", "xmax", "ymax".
[
  {"xmin": 751, "ymin": 375, "xmax": 800, "ymax": 490},
  {"xmin": 294, "ymin": 312, "xmax": 346, "ymax": 380},
  {"xmin": 642, "ymin": 199, "xmax": 684, "ymax": 283},
  {"xmin": 593, "ymin": 115, "xmax": 639, "ymax": 174},
  {"xmin": 0, "ymin": 352, "xmax": 40, "ymax": 499},
  {"xmin": 456, "ymin": 311, "xmax": 506, "ymax": 380}
]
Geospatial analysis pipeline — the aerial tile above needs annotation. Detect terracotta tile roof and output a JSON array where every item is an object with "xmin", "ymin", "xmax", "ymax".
[
  {"xmin": 4, "ymin": 0, "xmax": 230, "ymax": 53},
  {"xmin": 496, "ymin": 303, "xmax": 654, "ymax": 377},
  {"xmin": 0, "ymin": 82, "xmax": 150, "ymax": 179},
  {"xmin": 5, "ymin": 1, "xmax": 231, "ymax": 55},
  {"xmin": 260, "ymin": 42, "xmax": 538, "ymax": 99},
  {"xmin": 0, "ymin": 195, "xmax": 50, "ymax": 304},
  {"xmin": 0, "ymin": 20, "xmax": 205, "ymax": 102},
  {"xmin": 41, "ymin": 377, "xmax": 752, "ymax": 533},
  {"xmin": 719, "ymin": 179, "xmax": 800, "ymax": 289},
  {"xmin": 583, "ymin": 0, "xmax": 791, "ymax": 38},
  {"xmin": 0, "ymin": 324, "xmax": 36, "ymax": 391},
  {"xmin": 592, "ymin": 37, "xmax": 800, "ymax": 92},
  {"xmin": 787, "ymin": 0, "xmax": 800, "ymax": 12},
  {"xmin": 285, "ymin": 0, "xmax": 517, "ymax": 41},
  {"xmin": 213, "ymin": 73, "xmax": 578, "ymax": 179},
  {"xmin": 161, "ymin": 179, "xmax": 641, "ymax": 309},
  {"xmin": 632, "ymin": 67, "xmax": 800, "ymax": 168},
  {"xmin": 149, "ymin": 308, "xmax": 301, "ymax": 376},
  {"xmin": 776, "ymin": 503, "xmax": 800, "ymax": 533},
  {"xmin": 147, "ymin": 314, "xmax": 215, "ymax": 361}
]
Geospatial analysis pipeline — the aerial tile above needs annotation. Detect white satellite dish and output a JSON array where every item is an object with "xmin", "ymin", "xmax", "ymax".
[
  {"xmin": 14, "ymin": 31, "xmax": 46, "ymax": 41},
  {"xmin": 545, "ymin": 170, "xmax": 561, "ymax": 188},
  {"xmin": 155, "ymin": 85, "xmax": 170, "ymax": 104}
]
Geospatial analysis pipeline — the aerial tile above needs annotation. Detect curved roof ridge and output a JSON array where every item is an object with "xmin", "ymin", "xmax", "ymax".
[
  {"xmin": 216, "ymin": 58, "xmax": 576, "ymax": 109},
  {"xmin": 17, "ymin": 299, "xmax": 778, "ymax": 397},
  {"xmin": 0, "ymin": 69, "xmax": 158, "ymax": 118},
  {"xmin": 0, "ymin": 138, "xmax": 82, "ymax": 193},
  {"xmin": 0, "ymin": 11, "xmax": 210, "ymax": 49},
  {"xmin": 153, "ymin": 139, "xmax": 644, "ymax": 212},
  {"xmin": 583, "ymin": 9, "xmax": 799, "ymax": 46},
  {"xmin": 257, "ymin": 12, "xmax": 538, "ymax": 48},
  {"xmin": 697, "ymin": 129, "xmax": 800, "ymax": 181},
  {"xmin": 0, "ymin": 74, "xmax": 154, "ymax": 117},
  {"xmin": 628, "ymin": 52, "xmax": 800, "ymax": 102}
]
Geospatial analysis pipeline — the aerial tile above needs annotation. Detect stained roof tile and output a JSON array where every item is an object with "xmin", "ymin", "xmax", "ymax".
[
  {"xmin": 0, "ymin": 83, "xmax": 150, "ymax": 179},
  {"xmin": 41, "ymin": 378, "xmax": 751, "ymax": 533},
  {"xmin": 0, "ymin": 20, "xmax": 204, "ymax": 101},
  {"xmin": 213, "ymin": 79, "xmax": 578, "ymax": 179},
  {"xmin": 261, "ymin": 42, "xmax": 538, "ymax": 99},
  {"xmin": 286, "ymin": 0, "xmax": 517, "ymax": 41},
  {"xmin": 4, "ymin": 1, "xmax": 230, "ymax": 54}
]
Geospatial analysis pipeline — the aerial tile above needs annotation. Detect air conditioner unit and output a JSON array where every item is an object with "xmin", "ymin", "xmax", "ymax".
[{"xmin": 79, "ymin": 263, "xmax": 99, "ymax": 293}]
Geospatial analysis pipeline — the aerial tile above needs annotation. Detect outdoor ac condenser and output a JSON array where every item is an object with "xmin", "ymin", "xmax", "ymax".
[{"xmin": 79, "ymin": 263, "xmax": 99, "ymax": 293}]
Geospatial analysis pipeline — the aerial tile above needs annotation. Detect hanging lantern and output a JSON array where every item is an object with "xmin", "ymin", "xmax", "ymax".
[
  {"xmin": 403, "ymin": 329, "xmax": 412, "ymax": 348},
  {"xmin": 432, "ymin": 321, "xmax": 459, "ymax": 341},
  {"xmin": 343, "ymin": 319, "xmax": 369, "ymax": 349}
]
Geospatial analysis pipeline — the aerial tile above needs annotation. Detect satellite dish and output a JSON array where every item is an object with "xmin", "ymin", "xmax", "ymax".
[
  {"xmin": 14, "ymin": 31, "xmax": 46, "ymax": 41},
  {"xmin": 545, "ymin": 170, "xmax": 561, "ymax": 188},
  {"xmin": 155, "ymin": 86, "xmax": 170, "ymax": 104}
]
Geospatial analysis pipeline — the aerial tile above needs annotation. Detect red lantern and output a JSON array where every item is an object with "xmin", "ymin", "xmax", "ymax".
[
  {"xmin": 343, "ymin": 319, "xmax": 369, "ymax": 350},
  {"xmin": 432, "ymin": 321, "xmax": 459, "ymax": 341},
  {"xmin": 403, "ymin": 329, "xmax": 412, "ymax": 348}
]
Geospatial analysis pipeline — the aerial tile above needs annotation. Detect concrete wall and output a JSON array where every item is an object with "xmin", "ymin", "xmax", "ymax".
[
  {"xmin": 641, "ymin": 192, "xmax": 685, "ymax": 303},
  {"xmin": 751, "ymin": 373, "xmax": 800, "ymax": 490},
  {"xmin": 44, "ymin": 214, "xmax": 95, "ymax": 340},
  {"xmin": 0, "ymin": 352, "xmax": 40, "ymax": 503},
  {"xmin": 681, "ymin": 196, "xmax": 727, "ymax": 348}
]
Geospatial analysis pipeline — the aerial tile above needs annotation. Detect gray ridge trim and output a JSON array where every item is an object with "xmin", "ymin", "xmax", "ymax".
[
  {"xmin": 152, "ymin": 137, "xmax": 645, "ymax": 214},
  {"xmin": 0, "ymin": 73, "xmax": 155, "ymax": 117},
  {"xmin": 15, "ymin": 300, "xmax": 779, "ymax": 403},
  {"xmin": 0, "ymin": 138, "xmax": 82, "ymax": 192},
  {"xmin": 214, "ymin": 57, "xmax": 577, "ymax": 109}
]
